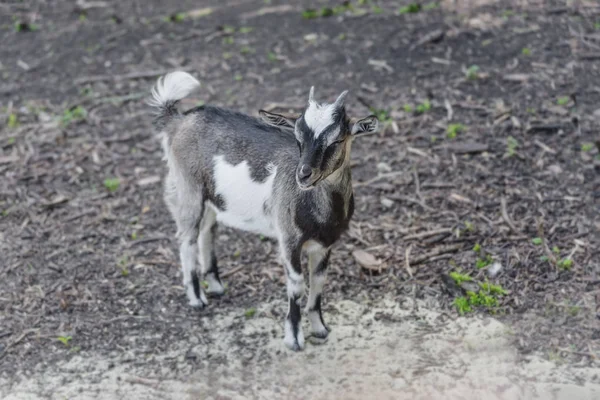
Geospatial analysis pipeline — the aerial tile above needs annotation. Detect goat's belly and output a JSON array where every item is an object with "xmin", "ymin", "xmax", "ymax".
[{"xmin": 215, "ymin": 210, "xmax": 277, "ymax": 238}]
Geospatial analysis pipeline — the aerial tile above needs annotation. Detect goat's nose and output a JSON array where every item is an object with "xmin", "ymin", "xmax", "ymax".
[{"xmin": 298, "ymin": 164, "xmax": 313, "ymax": 180}]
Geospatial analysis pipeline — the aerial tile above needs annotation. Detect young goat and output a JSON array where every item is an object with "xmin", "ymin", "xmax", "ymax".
[{"xmin": 149, "ymin": 71, "xmax": 378, "ymax": 351}]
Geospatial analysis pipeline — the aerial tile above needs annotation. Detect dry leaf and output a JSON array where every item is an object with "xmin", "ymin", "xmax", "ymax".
[{"xmin": 352, "ymin": 249, "xmax": 381, "ymax": 268}]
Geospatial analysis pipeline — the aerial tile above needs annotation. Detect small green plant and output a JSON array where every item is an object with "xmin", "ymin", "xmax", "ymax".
[
  {"xmin": 369, "ymin": 108, "xmax": 392, "ymax": 123},
  {"xmin": 222, "ymin": 36, "xmax": 234, "ymax": 45},
  {"xmin": 556, "ymin": 96, "xmax": 570, "ymax": 106},
  {"xmin": 234, "ymin": 73, "xmax": 243, "ymax": 81},
  {"xmin": 423, "ymin": 2, "xmax": 439, "ymax": 10},
  {"xmin": 164, "ymin": 12, "xmax": 186, "ymax": 23},
  {"xmin": 14, "ymin": 20, "xmax": 39, "ymax": 32},
  {"xmin": 531, "ymin": 237, "xmax": 542, "ymax": 245},
  {"xmin": 240, "ymin": 46, "xmax": 255, "ymax": 54},
  {"xmin": 337, "ymin": 33, "xmax": 347, "ymax": 40},
  {"xmin": 468, "ymin": 291, "xmax": 498, "ymax": 308},
  {"xmin": 302, "ymin": 4, "xmax": 351, "ymax": 19},
  {"xmin": 223, "ymin": 25, "xmax": 236, "ymax": 34},
  {"xmin": 521, "ymin": 47, "xmax": 531, "ymax": 56},
  {"xmin": 465, "ymin": 65, "xmax": 480, "ymax": 80},
  {"xmin": 238, "ymin": 26, "xmax": 253, "ymax": 34},
  {"xmin": 568, "ymin": 305, "xmax": 580, "ymax": 316},
  {"xmin": 79, "ymin": 13, "xmax": 87, "ymax": 22},
  {"xmin": 8, "ymin": 137, "xmax": 15, "ymax": 145},
  {"xmin": 479, "ymin": 282, "xmax": 507, "ymax": 296},
  {"xmin": 502, "ymin": 10, "xmax": 515, "ymax": 18},
  {"xmin": 506, "ymin": 136, "xmax": 519, "ymax": 157},
  {"xmin": 201, "ymin": 281, "xmax": 209, "ymax": 289},
  {"xmin": 244, "ymin": 307, "xmax": 257, "ymax": 318},
  {"xmin": 558, "ymin": 258, "xmax": 573, "ymax": 270},
  {"xmin": 104, "ymin": 178, "xmax": 120, "ymax": 193},
  {"xmin": 415, "ymin": 99, "xmax": 431, "ymax": 114},
  {"xmin": 403, "ymin": 104, "xmax": 413, "ymax": 113},
  {"xmin": 476, "ymin": 254, "xmax": 493, "ymax": 269},
  {"xmin": 595, "ymin": 21, "xmax": 600, "ymax": 30},
  {"xmin": 454, "ymin": 297, "xmax": 472, "ymax": 314},
  {"xmin": 446, "ymin": 123, "xmax": 465, "ymax": 139},
  {"xmin": 131, "ymin": 231, "xmax": 138, "ymax": 240},
  {"xmin": 233, "ymin": 249, "xmax": 241, "ymax": 258},
  {"xmin": 398, "ymin": 3, "xmax": 421, "ymax": 14},
  {"xmin": 449, "ymin": 271, "xmax": 472, "ymax": 285},
  {"xmin": 581, "ymin": 143, "xmax": 594, "ymax": 152},
  {"xmin": 60, "ymin": 106, "xmax": 87, "ymax": 126},
  {"xmin": 552, "ymin": 246, "xmax": 560, "ymax": 255},
  {"xmin": 473, "ymin": 243, "xmax": 481, "ymax": 253},
  {"xmin": 7, "ymin": 113, "xmax": 18, "ymax": 129},
  {"xmin": 464, "ymin": 221, "xmax": 475, "ymax": 232},
  {"xmin": 371, "ymin": 5, "xmax": 383, "ymax": 14},
  {"xmin": 267, "ymin": 51, "xmax": 278, "ymax": 62},
  {"xmin": 57, "ymin": 336, "xmax": 72, "ymax": 346}
]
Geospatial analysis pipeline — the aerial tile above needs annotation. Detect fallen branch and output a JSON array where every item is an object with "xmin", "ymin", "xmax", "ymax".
[
  {"xmin": 404, "ymin": 228, "xmax": 452, "ymax": 241},
  {"xmin": 221, "ymin": 265, "xmax": 245, "ymax": 278},
  {"xmin": 409, "ymin": 244, "xmax": 463, "ymax": 266},
  {"xmin": 500, "ymin": 197, "xmax": 518, "ymax": 233}
]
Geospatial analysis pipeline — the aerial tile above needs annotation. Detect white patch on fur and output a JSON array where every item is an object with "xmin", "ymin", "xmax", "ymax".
[
  {"xmin": 304, "ymin": 101, "xmax": 336, "ymax": 138},
  {"xmin": 148, "ymin": 71, "xmax": 200, "ymax": 110},
  {"xmin": 284, "ymin": 315, "xmax": 305, "ymax": 351},
  {"xmin": 212, "ymin": 156, "xmax": 277, "ymax": 237}
]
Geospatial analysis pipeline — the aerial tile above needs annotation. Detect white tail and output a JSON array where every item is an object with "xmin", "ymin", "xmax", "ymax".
[{"xmin": 148, "ymin": 71, "xmax": 200, "ymax": 110}]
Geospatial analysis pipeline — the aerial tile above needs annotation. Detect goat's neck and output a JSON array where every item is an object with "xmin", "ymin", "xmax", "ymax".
[{"xmin": 314, "ymin": 162, "xmax": 353, "ymax": 215}]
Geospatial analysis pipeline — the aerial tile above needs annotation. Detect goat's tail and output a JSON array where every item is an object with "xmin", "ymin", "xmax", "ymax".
[{"xmin": 148, "ymin": 71, "xmax": 200, "ymax": 129}]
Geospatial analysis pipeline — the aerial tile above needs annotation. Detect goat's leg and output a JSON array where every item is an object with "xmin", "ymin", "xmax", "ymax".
[
  {"xmin": 176, "ymin": 202, "xmax": 207, "ymax": 309},
  {"xmin": 279, "ymin": 238, "xmax": 305, "ymax": 351},
  {"xmin": 306, "ymin": 243, "xmax": 331, "ymax": 343},
  {"xmin": 197, "ymin": 207, "xmax": 224, "ymax": 296}
]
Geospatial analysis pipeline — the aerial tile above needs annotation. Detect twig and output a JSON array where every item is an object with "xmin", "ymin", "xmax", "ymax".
[
  {"xmin": 536, "ymin": 219, "xmax": 557, "ymax": 266},
  {"xmin": 444, "ymin": 99, "xmax": 453, "ymax": 121},
  {"xmin": 0, "ymin": 328, "xmax": 38, "ymax": 359},
  {"xmin": 500, "ymin": 197, "xmax": 518, "ymax": 233},
  {"xmin": 221, "ymin": 265, "xmax": 245, "ymax": 278},
  {"xmin": 405, "ymin": 245, "xmax": 413, "ymax": 278},
  {"xmin": 404, "ymin": 228, "xmax": 452, "ymax": 241},
  {"xmin": 409, "ymin": 244, "xmax": 463, "ymax": 266},
  {"xmin": 124, "ymin": 376, "xmax": 161, "ymax": 389}
]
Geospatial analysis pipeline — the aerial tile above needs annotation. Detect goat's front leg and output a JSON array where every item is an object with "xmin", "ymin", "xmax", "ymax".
[
  {"xmin": 306, "ymin": 243, "xmax": 331, "ymax": 343},
  {"xmin": 279, "ymin": 239, "xmax": 305, "ymax": 351}
]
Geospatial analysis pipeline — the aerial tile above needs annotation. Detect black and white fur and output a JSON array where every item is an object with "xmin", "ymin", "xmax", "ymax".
[{"xmin": 149, "ymin": 71, "xmax": 378, "ymax": 351}]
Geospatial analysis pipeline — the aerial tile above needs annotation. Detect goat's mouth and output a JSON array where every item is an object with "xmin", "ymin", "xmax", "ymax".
[{"xmin": 297, "ymin": 174, "xmax": 323, "ymax": 191}]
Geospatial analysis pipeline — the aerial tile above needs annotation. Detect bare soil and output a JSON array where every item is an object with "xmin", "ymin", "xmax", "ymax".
[{"xmin": 1, "ymin": 0, "xmax": 599, "ymax": 397}]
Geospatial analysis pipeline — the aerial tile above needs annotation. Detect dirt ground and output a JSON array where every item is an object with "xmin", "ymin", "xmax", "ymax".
[{"xmin": 1, "ymin": 0, "xmax": 599, "ymax": 398}]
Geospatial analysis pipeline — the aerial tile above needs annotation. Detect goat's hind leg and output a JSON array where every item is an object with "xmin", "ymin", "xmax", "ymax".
[
  {"xmin": 174, "ymin": 193, "xmax": 208, "ymax": 308},
  {"xmin": 197, "ymin": 207, "xmax": 225, "ymax": 296}
]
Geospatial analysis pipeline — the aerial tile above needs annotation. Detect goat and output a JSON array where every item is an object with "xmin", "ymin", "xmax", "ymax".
[{"xmin": 149, "ymin": 71, "xmax": 378, "ymax": 351}]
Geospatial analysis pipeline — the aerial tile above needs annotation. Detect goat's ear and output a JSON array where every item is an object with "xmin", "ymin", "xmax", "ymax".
[
  {"xmin": 258, "ymin": 110, "xmax": 297, "ymax": 129},
  {"xmin": 351, "ymin": 115, "xmax": 379, "ymax": 135}
]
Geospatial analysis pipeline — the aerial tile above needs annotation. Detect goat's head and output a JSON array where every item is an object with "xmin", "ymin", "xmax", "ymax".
[{"xmin": 259, "ymin": 88, "xmax": 378, "ymax": 190}]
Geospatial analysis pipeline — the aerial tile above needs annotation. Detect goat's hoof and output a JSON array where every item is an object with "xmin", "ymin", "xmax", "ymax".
[
  {"xmin": 283, "ymin": 324, "xmax": 305, "ymax": 351},
  {"xmin": 206, "ymin": 284, "xmax": 225, "ymax": 297},
  {"xmin": 308, "ymin": 329, "xmax": 329, "ymax": 345},
  {"xmin": 188, "ymin": 297, "xmax": 208, "ymax": 309},
  {"xmin": 285, "ymin": 340, "xmax": 305, "ymax": 352}
]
